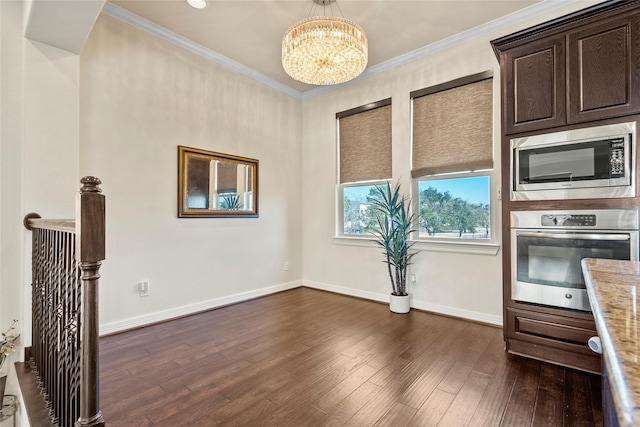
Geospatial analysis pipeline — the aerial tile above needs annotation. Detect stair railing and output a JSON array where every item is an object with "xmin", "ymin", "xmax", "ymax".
[{"xmin": 24, "ymin": 176, "xmax": 106, "ymax": 427}]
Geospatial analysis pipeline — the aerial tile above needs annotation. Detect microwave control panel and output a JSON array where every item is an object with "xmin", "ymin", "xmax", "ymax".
[
  {"xmin": 541, "ymin": 214, "xmax": 596, "ymax": 227},
  {"xmin": 610, "ymin": 138, "xmax": 625, "ymax": 177}
]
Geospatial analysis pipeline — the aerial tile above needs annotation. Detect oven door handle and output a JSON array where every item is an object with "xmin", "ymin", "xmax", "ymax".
[{"xmin": 516, "ymin": 231, "xmax": 630, "ymax": 241}]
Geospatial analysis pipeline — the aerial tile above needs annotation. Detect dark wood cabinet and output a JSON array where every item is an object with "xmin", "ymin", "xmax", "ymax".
[
  {"xmin": 505, "ymin": 307, "xmax": 601, "ymax": 373},
  {"xmin": 494, "ymin": 2, "xmax": 640, "ymax": 135},
  {"xmin": 492, "ymin": 1, "xmax": 640, "ymax": 374},
  {"xmin": 568, "ymin": 11, "xmax": 640, "ymax": 124},
  {"xmin": 502, "ymin": 35, "xmax": 566, "ymax": 134}
]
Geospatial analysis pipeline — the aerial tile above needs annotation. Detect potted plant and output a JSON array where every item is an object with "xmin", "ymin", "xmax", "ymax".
[
  {"xmin": 369, "ymin": 182, "xmax": 416, "ymax": 313},
  {"xmin": 219, "ymin": 193, "xmax": 243, "ymax": 210},
  {"xmin": 0, "ymin": 320, "xmax": 19, "ymax": 406}
]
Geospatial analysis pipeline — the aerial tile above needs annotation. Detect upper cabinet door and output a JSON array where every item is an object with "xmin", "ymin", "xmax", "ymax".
[
  {"xmin": 503, "ymin": 35, "xmax": 566, "ymax": 135},
  {"xmin": 568, "ymin": 11, "xmax": 640, "ymax": 124}
]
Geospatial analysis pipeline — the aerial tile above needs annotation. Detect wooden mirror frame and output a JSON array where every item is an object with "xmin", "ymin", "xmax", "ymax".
[{"xmin": 178, "ymin": 146, "xmax": 259, "ymax": 218}]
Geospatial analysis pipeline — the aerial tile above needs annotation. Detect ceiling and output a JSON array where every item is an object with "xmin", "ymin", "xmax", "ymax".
[{"xmin": 106, "ymin": 0, "xmax": 546, "ymax": 95}]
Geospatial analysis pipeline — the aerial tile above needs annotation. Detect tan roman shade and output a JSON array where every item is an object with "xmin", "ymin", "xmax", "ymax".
[
  {"xmin": 412, "ymin": 76, "xmax": 493, "ymax": 177},
  {"xmin": 217, "ymin": 161, "xmax": 237, "ymax": 193},
  {"xmin": 339, "ymin": 100, "xmax": 392, "ymax": 184}
]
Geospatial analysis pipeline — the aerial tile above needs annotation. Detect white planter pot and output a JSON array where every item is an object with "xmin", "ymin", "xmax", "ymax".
[{"xmin": 389, "ymin": 294, "xmax": 410, "ymax": 314}]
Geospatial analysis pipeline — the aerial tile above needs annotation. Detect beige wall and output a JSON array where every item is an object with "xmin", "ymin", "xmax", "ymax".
[
  {"xmin": 1, "ymin": 1, "xmax": 81, "ymax": 423},
  {"xmin": 23, "ymin": 39, "xmax": 79, "ymax": 218},
  {"xmin": 1, "ymin": 0, "xmax": 25, "ymax": 335},
  {"xmin": 0, "ymin": 3, "xmax": 26, "ymax": 423},
  {"xmin": 79, "ymin": 15, "xmax": 302, "ymax": 333}
]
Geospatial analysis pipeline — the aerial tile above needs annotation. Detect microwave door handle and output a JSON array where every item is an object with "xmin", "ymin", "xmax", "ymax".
[
  {"xmin": 517, "ymin": 231, "xmax": 630, "ymax": 241},
  {"xmin": 523, "ymin": 172, "xmax": 573, "ymax": 183}
]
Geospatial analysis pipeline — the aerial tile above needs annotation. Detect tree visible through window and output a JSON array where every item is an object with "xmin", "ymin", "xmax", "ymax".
[
  {"xmin": 417, "ymin": 175, "xmax": 490, "ymax": 239},
  {"xmin": 343, "ymin": 184, "xmax": 381, "ymax": 235}
]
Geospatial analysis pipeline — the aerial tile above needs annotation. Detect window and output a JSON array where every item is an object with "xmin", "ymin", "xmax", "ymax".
[
  {"xmin": 337, "ymin": 99, "xmax": 392, "ymax": 236},
  {"xmin": 411, "ymin": 72, "xmax": 494, "ymax": 241},
  {"xmin": 416, "ymin": 173, "xmax": 490, "ymax": 239},
  {"xmin": 342, "ymin": 183, "xmax": 389, "ymax": 235}
]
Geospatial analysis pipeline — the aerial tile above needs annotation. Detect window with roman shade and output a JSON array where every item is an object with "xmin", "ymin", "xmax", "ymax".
[
  {"xmin": 411, "ymin": 72, "xmax": 495, "ymax": 242},
  {"xmin": 411, "ymin": 73, "xmax": 493, "ymax": 177},
  {"xmin": 337, "ymin": 98, "xmax": 392, "ymax": 236},
  {"xmin": 338, "ymin": 99, "xmax": 392, "ymax": 184}
]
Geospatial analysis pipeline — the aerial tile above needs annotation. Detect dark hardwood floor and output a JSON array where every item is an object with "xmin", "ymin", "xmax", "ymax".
[{"xmin": 100, "ymin": 288, "xmax": 602, "ymax": 426}]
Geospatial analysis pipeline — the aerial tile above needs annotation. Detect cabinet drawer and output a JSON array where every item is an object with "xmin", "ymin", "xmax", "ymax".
[
  {"xmin": 507, "ymin": 338, "xmax": 601, "ymax": 374},
  {"xmin": 506, "ymin": 307, "xmax": 597, "ymax": 346}
]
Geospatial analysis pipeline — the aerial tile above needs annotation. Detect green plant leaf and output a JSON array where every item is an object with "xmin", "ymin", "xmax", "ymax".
[{"xmin": 368, "ymin": 182, "xmax": 416, "ymax": 297}]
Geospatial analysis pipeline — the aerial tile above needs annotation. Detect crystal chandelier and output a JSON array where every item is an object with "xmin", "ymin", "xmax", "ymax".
[{"xmin": 282, "ymin": 0, "xmax": 368, "ymax": 86}]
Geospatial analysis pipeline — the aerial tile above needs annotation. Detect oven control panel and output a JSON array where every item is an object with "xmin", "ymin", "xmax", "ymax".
[
  {"xmin": 512, "ymin": 209, "xmax": 638, "ymax": 230},
  {"xmin": 541, "ymin": 214, "xmax": 596, "ymax": 227}
]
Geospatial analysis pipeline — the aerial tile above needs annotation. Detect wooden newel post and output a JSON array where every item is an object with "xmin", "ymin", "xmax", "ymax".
[{"xmin": 75, "ymin": 176, "xmax": 106, "ymax": 427}]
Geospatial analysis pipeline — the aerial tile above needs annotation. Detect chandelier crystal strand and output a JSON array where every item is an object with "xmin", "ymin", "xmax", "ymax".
[{"xmin": 282, "ymin": 15, "xmax": 368, "ymax": 85}]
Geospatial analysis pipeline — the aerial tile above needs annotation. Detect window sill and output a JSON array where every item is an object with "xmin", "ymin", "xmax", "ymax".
[
  {"xmin": 412, "ymin": 240, "xmax": 500, "ymax": 256},
  {"xmin": 334, "ymin": 235, "xmax": 376, "ymax": 247},
  {"xmin": 334, "ymin": 236, "xmax": 500, "ymax": 255}
]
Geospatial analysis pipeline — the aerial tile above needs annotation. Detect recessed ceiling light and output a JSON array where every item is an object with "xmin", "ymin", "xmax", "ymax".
[{"xmin": 187, "ymin": 0, "xmax": 206, "ymax": 9}]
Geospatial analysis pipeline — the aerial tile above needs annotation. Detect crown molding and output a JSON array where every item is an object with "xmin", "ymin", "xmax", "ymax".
[
  {"xmin": 101, "ymin": 2, "xmax": 304, "ymax": 100},
  {"xmin": 102, "ymin": 0, "xmax": 584, "ymax": 101},
  {"xmin": 300, "ymin": 0, "xmax": 584, "ymax": 100},
  {"xmin": 369, "ymin": 0, "xmax": 585, "ymax": 76}
]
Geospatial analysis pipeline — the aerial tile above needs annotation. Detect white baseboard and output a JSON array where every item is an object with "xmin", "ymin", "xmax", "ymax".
[
  {"xmin": 100, "ymin": 279, "xmax": 502, "ymax": 335},
  {"xmin": 303, "ymin": 281, "xmax": 389, "ymax": 304},
  {"xmin": 303, "ymin": 280, "xmax": 503, "ymax": 327},
  {"xmin": 99, "ymin": 280, "xmax": 302, "ymax": 335}
]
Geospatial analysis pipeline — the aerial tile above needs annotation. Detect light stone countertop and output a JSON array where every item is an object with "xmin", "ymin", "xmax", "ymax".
[{"xmin": 581, "ymin": 258, "xmax": 640, "ymax": 427}]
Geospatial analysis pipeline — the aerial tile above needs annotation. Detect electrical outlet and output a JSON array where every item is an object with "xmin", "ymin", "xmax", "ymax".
[
  {"xmin": 284, "ymin": 261, "xmax": 289, "ymax": 271},
  {"xmin": 411, "ymin": 274, "xmax": 417, "ymax": 284},
  {"xmin": 139, "ymin": 281, "xmax": 150, "ymax": 297}
]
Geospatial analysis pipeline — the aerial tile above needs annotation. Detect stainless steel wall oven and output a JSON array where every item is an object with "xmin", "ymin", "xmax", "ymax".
[{"xmin": 511, "ymin": 209, "xmax": 639, "ymax": 312}]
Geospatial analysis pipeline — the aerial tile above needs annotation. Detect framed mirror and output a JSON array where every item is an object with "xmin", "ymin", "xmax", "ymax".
[{"xmin": 178, "ymin": 146, "xmax": 259, "ymax": 218}]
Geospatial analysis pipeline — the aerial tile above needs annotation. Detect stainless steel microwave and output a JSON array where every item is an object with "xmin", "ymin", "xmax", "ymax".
[{"xmin": 511, "ymin": 122, "xmax": 636, "ymax": 201}]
